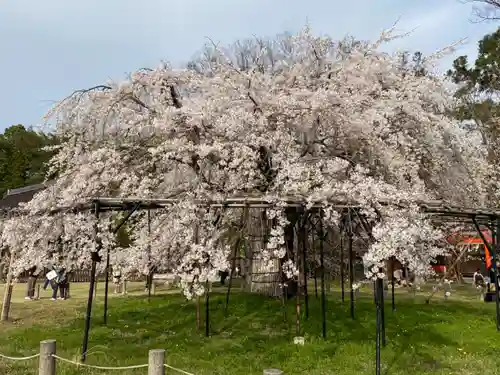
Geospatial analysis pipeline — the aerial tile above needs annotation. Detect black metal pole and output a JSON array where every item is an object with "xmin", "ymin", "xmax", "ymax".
[
  {"xmin": 491, "ymin": 226, "xmax": 496, "ymax": 294},
  {"xmin": 113, "ymin": 204, "xmax": 141, "ymax": 233},
  {"xmin": 347, "ymin": 211, "xmax": 354, "ymax": 319},
  {"xmin": 81, "ymin": 201, "xmax": 100, "ymax": 362},
  {"xmin": 103, "ymin": 247, "xmax": 110, "ymax": 325},
  {"xmin": 147, "ymin": 208, "xmax": 153, "ymax": 300},
  {"xmin": 391, "ymin": 258, "xmax": 396, "ymax": 312},
  {"xmin": 380, "ymin": 276, "xmax": 386, "ymax": 347},
  {"xmin": 312, "ymin": 224, "xmax": 318, "ymax": 298},
  {"xmin": 473, "ymin": 216, "xmax": 500, "ymax": 331},
  {"xmin": 319, "ymin": 209, "xmax": 327, "ymax": 339},
  {"xmin": 340, "ymin": 233, "xmax": 345, "ymax": 303},
  {"xmin": 301, "ymin": 214, "xmax": 309, "ymax": 319},
  {"xmin": 205, "ymin": 281, "xmax": 210, "ymax": 337},
  {"xmin": 225, "ymin": 239, "xmax": 239, "ymax": 316},
  {"xmin": 493, "ymin": 218, "xmax": 500, "ymax": 331},
  {"xmin": 280, "ymin": 260, "xmax": 287, "ymax": 323},
  {"xmin": 375, "ymin": 278, "xmax": 382, "ymax": 375},
  {"xmin": 314, "ymin": 271, "xmax": 318, "ymax": 298},
  {"xmin": 103, "ymin": 202, "xmax": 141, "ymax": 325}
]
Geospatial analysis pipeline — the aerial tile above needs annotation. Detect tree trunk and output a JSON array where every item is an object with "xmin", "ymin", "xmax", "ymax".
[
  {"xmin": 250, "ymin": 209, "xmax": 278, "ymax": 295},
  {"xmin": 455, "ymin": 261, "xmax": 464, "ymax": 284},
  {"xmin": 241, "ymin": 209, "xmax": 260, "ymax": 292},
  {"xmin": 1, "ymin": 254, "xmax": 15, "ymax": 321}
]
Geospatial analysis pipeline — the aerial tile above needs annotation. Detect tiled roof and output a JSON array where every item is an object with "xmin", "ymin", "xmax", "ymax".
[{"xmin": 0, "ymin": 181, "xmax": 51, "ymax": 210}]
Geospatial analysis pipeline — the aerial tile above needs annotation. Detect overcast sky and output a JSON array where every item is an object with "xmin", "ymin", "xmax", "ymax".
[{"xmin": 0, "ymin": 0, "xmax": 498, "ymax": 131}]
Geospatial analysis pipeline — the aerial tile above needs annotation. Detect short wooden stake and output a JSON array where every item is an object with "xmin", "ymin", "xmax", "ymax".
[
  {"xmin": 148, "ymin": 349, "xmax": 165, "ymax": 375},
  {"xmin": 39, "ymin": 340, "xmax": 56, "ymax": 375}
]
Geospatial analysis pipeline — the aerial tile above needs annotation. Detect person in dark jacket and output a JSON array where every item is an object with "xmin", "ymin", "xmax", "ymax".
[
  {"xmin": 57, "ymin": 268, "xmax": 69, "ymax": 300},
  {"xmin": 25, "ymin": 266, "xmax": 38, "ymax": 300}
]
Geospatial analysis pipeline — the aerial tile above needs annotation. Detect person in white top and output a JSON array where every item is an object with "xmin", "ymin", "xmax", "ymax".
[{"xmin": 473, "ymin": 268, "xmax": 485, "ymax": 288}]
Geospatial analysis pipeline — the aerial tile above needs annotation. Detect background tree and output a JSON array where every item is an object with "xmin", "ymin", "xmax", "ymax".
[
  {"xmin": 447, "ymin": 27, "xmax": 500, "ymax": 181},
  {"xmin": 397, "ymin": 51, "xmax": 427, "ymax": 77},
  {"xmin": 0, "ymin": 124, "xmax": 58, "ymax": 197}
]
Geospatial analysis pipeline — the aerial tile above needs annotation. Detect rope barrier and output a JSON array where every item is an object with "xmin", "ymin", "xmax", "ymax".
[
  {"xmin": 165, "ymin": 363, "xmax": 196, "ymax": 375},
  {"xmin": 0, "ymin": 352, "xmax": 40, "ymax": 361},
  {"xmin": 0, "ymin": 351, "xmax": 197, "ymax": 374},
  {"xmin": 51, "ymin": 355, "xmax": 148, "ymax": 370}
]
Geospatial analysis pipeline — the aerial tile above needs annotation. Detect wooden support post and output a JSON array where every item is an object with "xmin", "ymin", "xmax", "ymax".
[
  {"xmin": 425, "ymin": 244, "xmax": 470, "ymax": 304},
  {"xmin": 148, "ymin": 349, "xmax": 165, "ymax": 375},
  {"xmin": 39, "ymin": 340, "xmax": 56, "ymax": 375},
  {"xmin": 122, "ymin": 280, "xmax": 127, "ymax": 295}
]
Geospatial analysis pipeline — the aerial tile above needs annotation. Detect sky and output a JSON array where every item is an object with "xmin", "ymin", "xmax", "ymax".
[{"xmin": 0, "ymin": 0, "xmax": 498, "ymax": 132}]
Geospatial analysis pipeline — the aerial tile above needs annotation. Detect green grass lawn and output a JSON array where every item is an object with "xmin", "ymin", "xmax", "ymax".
[{"xmin": 0, "ymin": 281, "xmax": 499, "ymax": 374}]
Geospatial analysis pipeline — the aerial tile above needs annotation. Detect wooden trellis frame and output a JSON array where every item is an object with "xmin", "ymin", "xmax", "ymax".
[{"xmin": 2, "ymin": 195, "xmax": 500, "ymax": 375}]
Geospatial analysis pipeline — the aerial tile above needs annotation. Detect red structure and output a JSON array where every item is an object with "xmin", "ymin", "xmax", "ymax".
[{"xmin": 446, "ymin": 230, "xmax": 493, "ymax": 275}]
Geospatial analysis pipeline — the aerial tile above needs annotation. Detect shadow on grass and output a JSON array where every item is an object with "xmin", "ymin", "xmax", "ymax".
[{"xmin": 1, "ymin": 289, "xmax": 499, "ymax": 374}]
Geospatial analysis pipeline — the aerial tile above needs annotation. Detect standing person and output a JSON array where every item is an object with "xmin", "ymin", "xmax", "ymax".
[
  {"xmin": 219, "ymin": 269, "xmax": 229, "ymax": 285},
  {"xmin": 25, "ymin": 266, "xmax": 38, "ymax": 300},
  {"xmin": 488, "ymin": 266, "xmax": 496, "ymax": 293},
  {"xmin": 145, "ymin": 266, "xmax": 157, "ymax": 292},
  {"xmin": 473, "ymin": 268, "xmax": 486, "ymax": 300},
  {"xmin": 43, "ymin": 265, "xmax": 59, "ymax": 300},
  {"xmin": 393, "ymin": 268, "xmax": 402, "ymax": 286},
  {"xmin": 43, "ymin": 264, "xmax": 56, "ymax": 290},
  {"xmin": 473, "ymin": 268, "xmax": 485, "ymax": 287},
  {"xmin": 112, "ymin": 267, "xmax": 122, "ymax": 294},
  {"xmin": 57, "ymin": 268, "xmax": 68, "ymax": 300}
]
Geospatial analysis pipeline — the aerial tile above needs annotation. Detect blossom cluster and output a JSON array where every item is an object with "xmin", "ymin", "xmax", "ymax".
[{"xmin": 0, "ymin": 25, "xmax": 495, "ymax": 295}]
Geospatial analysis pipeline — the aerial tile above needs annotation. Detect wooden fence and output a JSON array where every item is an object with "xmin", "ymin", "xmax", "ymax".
[{"xmin": 14, "ymin": 269, "xmax": 146, "ymax": 283}]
